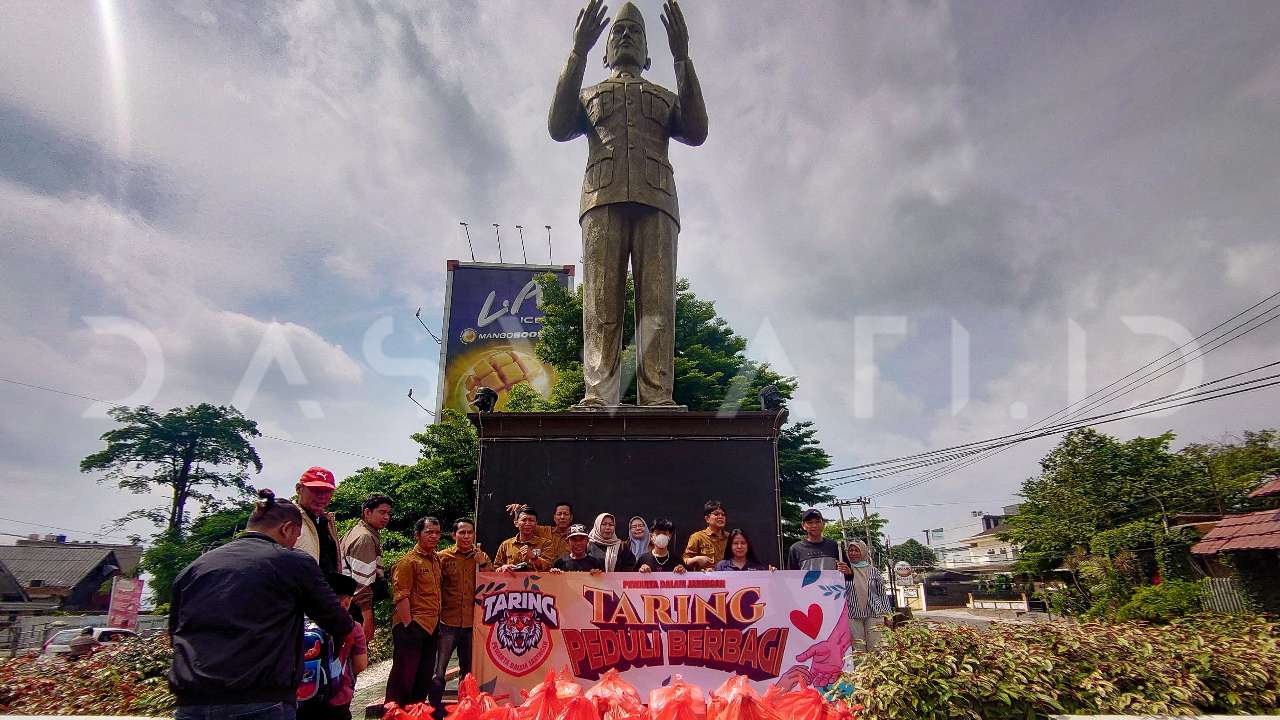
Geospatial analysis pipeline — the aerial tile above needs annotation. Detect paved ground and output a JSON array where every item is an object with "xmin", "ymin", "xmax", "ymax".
[
  {"xmin": 353, "ymin": 658, "xmax": 459, "ymax": 716},
  {"xmin": 915, "ymin": 608, "xmax": 1054, "ymax": 628}
]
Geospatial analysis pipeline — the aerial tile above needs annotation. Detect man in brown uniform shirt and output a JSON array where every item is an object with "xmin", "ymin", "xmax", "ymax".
[
  {"xmin": 494, "ymin": 507, "xmax": 555, "ymax": 572},
  {"xmin": 683, "ymin": 499, "xmax": 728, "ymax": 570},
  {"xmin": 435, "ymin": 519, "xmax": 489, "ymax": 694},
  {"xmin": 386, "ymin": 517, "xmax": 443, "ymax": 711}
]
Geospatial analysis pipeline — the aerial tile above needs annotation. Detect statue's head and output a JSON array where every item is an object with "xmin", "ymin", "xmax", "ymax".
[{"xmin": 605, "ymin": 2, "xmax": 650, "ymax": 72}]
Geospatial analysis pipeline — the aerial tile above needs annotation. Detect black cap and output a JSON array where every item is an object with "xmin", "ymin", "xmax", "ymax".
[{"xmin": 801, "ymin": 508, "xmax": 825, "ymax": 522}]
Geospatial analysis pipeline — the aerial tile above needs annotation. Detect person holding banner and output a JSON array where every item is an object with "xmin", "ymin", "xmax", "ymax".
[
  {"xmin": 844, "ymin": 538, "xmax": 889, "ymax": 654},
  {"xmin": 495, "ymin": 507, "xmax": 555, "ymax": 572},
  {"xmin": 587, "ymin": 513, "xmax": 636, "ymax": 571},
  {"xmin": 636, "ymin": 518, "xmax": 687, "ymax": 573},
  {"xmin": 627, "ymin": 516, "xmax": 651, "ymax": 561},
  {"xmin": 550, "ymin": 524, "xmax": 605, "ymax": 574},
  {"xmin": 713, "ymin": 529, "xmax": 771, "ymax": 571},
  {"xmin": 787, "ymin": 509, "xmax": 852, "ymax": 575}
]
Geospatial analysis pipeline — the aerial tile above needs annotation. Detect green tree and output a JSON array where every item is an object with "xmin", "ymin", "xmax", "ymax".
[
  {"xmin": 80, "ymin": 404, "xmax": 262, "ymax": 538},
  {"xmin": 1179, "ymin": 429, "xmax": 1280, "ymax": 513},
  {"xmin": 329, "ymin": 409, "xmax": 479, "ymax": 566},
  {"xmin": 888, "ymin": 538, "xmax": 938, "ymax": 569},
  {"xmin": 1006, "ymin": 428, "xmax": 1199, "ymax": 575},
  {"xmin": 141, "ymin": 504, "xmax": 254, "ymax": 605},
  {"xmin": 778, "ymin": 422, "xmax": 834, "ymax": 542}
]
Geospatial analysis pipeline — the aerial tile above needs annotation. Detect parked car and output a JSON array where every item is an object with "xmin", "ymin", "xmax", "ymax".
[{"xmin": 41, "ymin": 626, "xmax": 137, "ymax": 656}]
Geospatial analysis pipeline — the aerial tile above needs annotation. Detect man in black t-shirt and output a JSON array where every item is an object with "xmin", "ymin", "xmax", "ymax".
[
  {"xmin": 787, "ymin": 508, "xmax": 852, "ymax": 576},
  {"xmin": 550, "ymin": 525, "xmax": 604, "ymax": 574}
]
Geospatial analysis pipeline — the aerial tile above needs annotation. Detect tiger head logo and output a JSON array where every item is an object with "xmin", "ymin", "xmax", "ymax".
[
  {"xmin": 495, "ymin": 610, "xmax": 543, "ymax": 656},
  {"xmin": 482, "ymin": 590, "xmax": 559, "ymax": 676}
]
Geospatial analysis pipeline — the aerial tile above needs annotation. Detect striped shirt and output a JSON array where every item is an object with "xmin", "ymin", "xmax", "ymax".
[{"xmin": 847, "ymin": 566, "xmax": 891, "ymax": 619}]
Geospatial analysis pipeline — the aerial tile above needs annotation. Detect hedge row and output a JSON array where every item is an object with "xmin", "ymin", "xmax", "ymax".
[
  {"xmin": 0, "ymin": 634, "xmax": 175, "ymax": 716},
  {"xmin": 833, "ymin": 614, "xmax": 1280, "ymax": 719}
]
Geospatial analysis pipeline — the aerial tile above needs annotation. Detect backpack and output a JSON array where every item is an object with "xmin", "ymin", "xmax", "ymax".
[{"xmin": 297, "ymin": 620, "xmax": 344, "ymax": 705}]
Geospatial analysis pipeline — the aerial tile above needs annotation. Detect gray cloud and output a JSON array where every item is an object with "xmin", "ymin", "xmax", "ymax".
[{"xmin": 2, "ymin": 0, "xmax": 1279, "ymax": 544}]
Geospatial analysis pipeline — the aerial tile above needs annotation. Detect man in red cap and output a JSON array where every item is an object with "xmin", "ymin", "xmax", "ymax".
[{"xmin": 294, "ymin": 466, "xmax": 342, "ymax": 572}]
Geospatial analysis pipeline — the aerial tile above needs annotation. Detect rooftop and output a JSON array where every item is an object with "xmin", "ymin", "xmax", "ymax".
[
  {"xmin": 1191, "ymin": 508, "xmax": 1280, "ymax": 555},
  {"xmin": 1247, "ymin": 474, "xmax": 1280, "ymax": 499},
  {"xmin": 0, "ymin": 545, "xmax": 120, "ymax": 589}
]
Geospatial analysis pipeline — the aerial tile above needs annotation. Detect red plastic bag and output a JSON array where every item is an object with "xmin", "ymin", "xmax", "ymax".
[
  {"xmin": 708, "ymin": 675, "xmax": 759, "ymax": 720},
  {"xmin": 481, "ymin": 706, "xmax": 521, "ymax": 720},
  {"xmin": 385, "ymin": 701, "xmax": 437, "ymax": 720},
  {"xmin": 649, "ymin": 675, "xmax": 707, "ymax": 720},
  {"xmin": 584, "ymin": 668, "xmax": 645, "ymax": 718},
  {"xmin": 554, "ymin": 695, "xmax": 603, "ymax": 720},
  {"xmin": 768, "ymin": 683, "xmax": 827, "ymax": 720},
  {"xmin": 447, "ymin": 674, "xmax": 500, "ymax": 720},
  {"xmin": 717, "ymin": 694, "xmax": 780, "ymax": 720},
  {"xmin": 519, "ymin": 669, "xmax": 584, "ymax": 720},
  {"xmin": 826, "ymin": 699, "xmax": 862, "ymax": 720}
]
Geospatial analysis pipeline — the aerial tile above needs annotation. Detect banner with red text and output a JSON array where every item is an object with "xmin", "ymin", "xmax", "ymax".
[
  {"xmin": 107, "ymin": 577, "xmax": 144, "ymax": 630},
  {"xmin": 471, "ymin": 570, "xmax": 851, "ymax": 700}
]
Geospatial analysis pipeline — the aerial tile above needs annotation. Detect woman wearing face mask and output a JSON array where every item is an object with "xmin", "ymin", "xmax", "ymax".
[
  {"xmin": 713, "ymin": 529, "xmax": 772, "ymax": 571},
  {"xmin": 587, "ymin": 513, "xmax": 637, "ymax": 572},
  {"xmin": 845, "ymin": 538, "xmax": 889, "ymax": 653},
  {"xmin": 636, "ymin": 519, "xmax": 687, "ymax": 574},
  {"xmin": 627, "ymin": 516, "xmax": 650, "ymax": 561}
]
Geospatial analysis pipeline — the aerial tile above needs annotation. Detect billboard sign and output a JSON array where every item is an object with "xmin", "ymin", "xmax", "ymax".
[{"xmin": 437, "ymin": 262, "xmax": 574, "ymax": 415}]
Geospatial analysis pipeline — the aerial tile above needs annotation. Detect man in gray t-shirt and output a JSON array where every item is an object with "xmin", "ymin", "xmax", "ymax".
[{"xmin": 787, "ymin": 509, "xmax": 853, "ymax": 575}]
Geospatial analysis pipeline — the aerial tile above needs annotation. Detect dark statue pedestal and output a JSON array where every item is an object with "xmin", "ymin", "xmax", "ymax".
[{"xmin": 469, "ymin": 411, "xmax": 786, "ymax": 567}]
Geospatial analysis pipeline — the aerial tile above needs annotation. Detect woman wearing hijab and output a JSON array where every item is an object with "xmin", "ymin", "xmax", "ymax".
[
  {"xmin": 588, "ymin": 513, "xmax": 637, "ymax": 572},
  {"xmin": 845, "ymin": 538, "xmax": 889, "ymax": 653},
  {"xmin": 627, "ymin": 516, "xmax": 650, "ymax": 561},
  {"xmin": 636, "ymin": 519, "xmax": 687, "ymax": 573}
]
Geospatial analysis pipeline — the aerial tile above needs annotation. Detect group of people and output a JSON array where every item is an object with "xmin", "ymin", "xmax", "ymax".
[
  {"xmin": 487, "ymin": 500, "xmax": 889, "ymax": 652},
  {"xmin": 168, "ymin": 467, "xmax": 370, "ymax": 720},
  {"xmin": 165, "ymin": 467, "xmax": 891, "ymax": 720},
  {"xmin": 487, "ymin": 499, "xmax": 774, "ymax": 575}
]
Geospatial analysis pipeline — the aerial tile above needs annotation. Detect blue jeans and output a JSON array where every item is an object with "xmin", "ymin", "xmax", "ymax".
[{"xmin": 176, "ymin": 701, "xmax": 296, "ymax": 720}]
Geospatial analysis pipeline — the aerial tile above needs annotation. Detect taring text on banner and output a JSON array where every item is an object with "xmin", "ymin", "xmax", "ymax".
[{"xmin": 471, "ymin": 570, "xmax": 852, "ymax": 699}]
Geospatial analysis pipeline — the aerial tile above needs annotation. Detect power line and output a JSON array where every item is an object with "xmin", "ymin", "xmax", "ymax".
[
  {"xmin": 0, "ymin": 516, "xmax": 134, "ymax": 542},
  {"xmin": 819, "ymin": 292, "xmax": 1280, "ymax": 478},
  {"xmin": 824, "ymin": 364, "xmax": 1280, "ymax": 488},
  {"xmin": 867, "ymin": 377, "xmax": 1280, "ymax": 498},
  {"xmin": 818, "ymin": 293, "xmax": 1280, "ymax": 498}
]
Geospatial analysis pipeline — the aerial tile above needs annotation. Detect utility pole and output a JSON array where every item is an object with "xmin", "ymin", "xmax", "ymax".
[
  {"xmin": 923, "ymin": 529, "xmax": 932, "ymax": 545},
  {"xmin": 832, "ymin": 497, "xmax": 874, "ymax": 564}
]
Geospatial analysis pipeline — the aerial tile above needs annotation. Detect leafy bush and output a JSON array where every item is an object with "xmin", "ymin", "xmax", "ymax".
[
  {"xmin": 832, "ymin": 614, "xmax": 1280, "ymax": 719},
  {"xmin": 0, "ymin": 633, "xmax": 175, "ymax": 715},
  {"xmin": 1114, "ymin": 579, "xmax": 1203, "ymax": 622}
]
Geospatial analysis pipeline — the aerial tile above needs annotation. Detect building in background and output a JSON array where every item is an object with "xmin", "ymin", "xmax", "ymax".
[
  {"xmin": 0, "ymin": 544, "xmax": 124, "ymax": 611},
  {"xmin": 939, "ymin": 505, "xmax": 1022, "ymax": 573}
]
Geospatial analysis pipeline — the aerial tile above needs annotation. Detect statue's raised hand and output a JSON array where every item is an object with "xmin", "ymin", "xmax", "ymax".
[
  {"xmin": 661, "ymin": 1, "xmax": 690, "ymax": 61},
  {"xmin": 573, "ymin": 0, "xmax": 610, "ymax": 56}
]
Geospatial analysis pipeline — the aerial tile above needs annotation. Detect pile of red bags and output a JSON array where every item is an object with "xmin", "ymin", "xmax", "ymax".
[{"xmin": 428, "ymin": 670, "xmax": 858, "ymax": 720}]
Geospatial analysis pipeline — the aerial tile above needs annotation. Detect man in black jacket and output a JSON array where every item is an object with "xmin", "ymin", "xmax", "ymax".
[{"xmin": 169, "ymin": 489, "xmax": 354, "ymax": 720}]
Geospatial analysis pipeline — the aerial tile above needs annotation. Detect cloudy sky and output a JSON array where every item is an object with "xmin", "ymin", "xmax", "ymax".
[{"xmin": 2, "ymin": 0, "xmax": 1278, "ymax": 550}]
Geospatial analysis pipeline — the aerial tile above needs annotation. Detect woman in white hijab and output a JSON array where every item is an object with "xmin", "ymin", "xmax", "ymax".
[
  {"xmin": 588, "ymin": 513, "xmax": 637, "ymax": 572},
  {"xmin": 627, "ymin": 515, "xmax": 650, "ymax": 560}
]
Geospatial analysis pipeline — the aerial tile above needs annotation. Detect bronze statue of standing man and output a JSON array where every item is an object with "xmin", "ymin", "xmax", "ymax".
[{"xmin": 549, "ymin": 0, "xmax": 708, "ymax": 408}]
